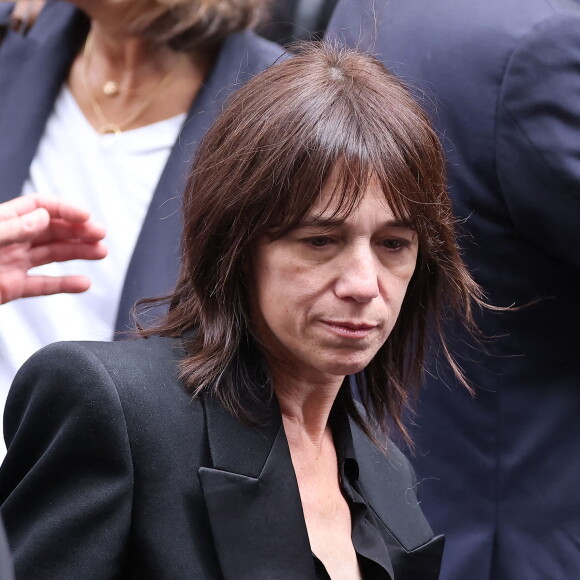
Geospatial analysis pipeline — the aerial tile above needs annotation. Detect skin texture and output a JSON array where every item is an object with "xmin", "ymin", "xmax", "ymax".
[
  {"xmin": 0, "ymin": 195, "xmax": 107, "ymax": 304},
  {"xmin": 252, "ymin": 175, "xmax": 419, "ymax": 396},
  {"xmin": 66, "ymin": 0, "xmax": 210, "ymax": 134},
  {"xmin": 251, "ymin": 174, "xmax": 418, "ymax": 578}
]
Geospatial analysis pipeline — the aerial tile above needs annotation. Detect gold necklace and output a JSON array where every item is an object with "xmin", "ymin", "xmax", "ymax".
[
  {"xmin": 82, "ymin": 32, "xmax": 186, "ymax": 135},
  {"xmin": 103, "ymin": 81, "xmax": 120, "ymax": 97}
]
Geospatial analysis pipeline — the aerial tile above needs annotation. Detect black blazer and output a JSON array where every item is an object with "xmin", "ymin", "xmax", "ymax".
[
  {"xmin": 0, "ymin": 516, "xmax": 13, "ymax": 580},
  {"xmin": 0, "ymin": 1, "xmax": 284, "ymax": 332},
  {"xmin": 0, "ymin": 337, "xmax": 443, "ymax": 579},
  {"xmin": 328, "ymin": 1, "xmax": 580, "ymax": 579}
]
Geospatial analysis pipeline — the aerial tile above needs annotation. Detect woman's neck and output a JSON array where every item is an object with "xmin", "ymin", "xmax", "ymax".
[
  {"xmin": 275, "ymin": 373, "xmax": 344, "ymax": 452},
  {"xmin": 84, "ymin": 23, "xmax": 188, "ymax": 95},
  {"xmin": 66, "ymin": 14, "xmax": 213, "ymax": 133}
]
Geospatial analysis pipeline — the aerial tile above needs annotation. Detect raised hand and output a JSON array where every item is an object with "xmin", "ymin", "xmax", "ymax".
[{"xmin": 0, "ymin": 195, "xmax": 107, "ymax": 304}]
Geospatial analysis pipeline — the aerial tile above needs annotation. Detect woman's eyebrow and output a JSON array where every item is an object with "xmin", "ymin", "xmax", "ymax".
[
  {"xmin": 297, "ymin": 216, "xmax": 415, "ymax": 230},
  {"xmin": 388, "ymin": 219, "xmax": 416, "ymax": 231}
]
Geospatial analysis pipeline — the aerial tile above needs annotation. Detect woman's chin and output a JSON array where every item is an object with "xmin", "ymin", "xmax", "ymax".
[{"xmin": 319, "ymin": 354, "xmax": 374, "ymax": 378}]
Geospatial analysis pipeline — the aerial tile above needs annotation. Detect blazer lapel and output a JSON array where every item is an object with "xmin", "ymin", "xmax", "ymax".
[
  {"xmin": 0, "ymin": 3, "xmax": 88, "ymax": 202},
  {"xmin": 115, "ymin": 32, "xmax": 284, "ymax": 333},
  {"xmin": 351, "ymin": 420, "xmax": 444, "ymax": 579},
  {"xmin": 199, "ymin": 393, "xmax": 317, "ymax": 580}
]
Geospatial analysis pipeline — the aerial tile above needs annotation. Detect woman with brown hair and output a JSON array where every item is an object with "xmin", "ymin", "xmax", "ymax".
[
  {"xmin": 0, "ymin": 44, "xmax": 479, "ymax": 579},
  {"xmin": 0, "ymin": 0, "xmax": 282, "ymax": 447}
]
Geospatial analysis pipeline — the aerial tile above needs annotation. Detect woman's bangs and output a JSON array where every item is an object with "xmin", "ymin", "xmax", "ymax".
[{"xmin": 314, "ymin": 157, "xmax": 374, "ymax": 222}]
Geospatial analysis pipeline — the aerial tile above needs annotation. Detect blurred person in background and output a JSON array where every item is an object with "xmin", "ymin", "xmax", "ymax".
[
  {"xmin": 328, "ymin": 1, "xmax": 580, "ymax": 578},
  {"xmin": 0, "ymin": 0, "xmax": 283, "ymax": 458}
]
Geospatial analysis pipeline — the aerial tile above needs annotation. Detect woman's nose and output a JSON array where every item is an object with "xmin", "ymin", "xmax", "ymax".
[{"xmin": 334, "ymin": 247, "xmax": 380, "ymax": 303}]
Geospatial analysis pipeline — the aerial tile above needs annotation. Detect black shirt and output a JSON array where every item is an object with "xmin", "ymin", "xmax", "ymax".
[{"xmin": 313, "ymin": 410, "xmax": 394, "ymax": 579}]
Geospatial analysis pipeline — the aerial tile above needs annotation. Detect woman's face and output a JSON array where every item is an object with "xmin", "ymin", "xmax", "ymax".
[{"xmin": 250, "ymin": 174, "xmax": 419, "ymax": 386}]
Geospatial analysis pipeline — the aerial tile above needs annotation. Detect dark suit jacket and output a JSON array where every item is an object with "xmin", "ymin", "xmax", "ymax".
[
  {"xmin": 328, "ymin": 1, "xmax": 580, "ymax": 579},
  {"xmin": 259, "ymin": 0, "xmax": 338, "ymax": 44},
  {"xmin": 0, "ymin": 517, "xmax": 13, "ymax": 580},
  {"xmin": 0, "ymin": 337, "xmax": 443, "ymax": 579},
  {"xmin": 0, "ymin": 0, "xmax": 284, "ymax": 332}
]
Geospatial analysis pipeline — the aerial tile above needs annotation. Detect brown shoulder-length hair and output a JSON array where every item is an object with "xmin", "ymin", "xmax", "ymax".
[
  {"xmin": 140, "ymin": 43, "xmax": 483, "ymax": 444},
  {"xmin": 127, "ymin": 0, "xmax": 270, "ymax": 52}
]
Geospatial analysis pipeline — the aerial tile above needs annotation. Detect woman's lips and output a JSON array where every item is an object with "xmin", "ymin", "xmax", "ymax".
[{"xmin": 320, "ymin": 320, "xmax": 377, "ymax": 339}]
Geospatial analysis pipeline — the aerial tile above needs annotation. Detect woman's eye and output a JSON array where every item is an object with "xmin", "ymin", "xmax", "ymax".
[
  {"xmin": 307, "ymin": 236, "xmax": 331, "ymax": 248},
  {"xmin": 382, "ymin": 239, "xmax": 405, "ymax": 250}
]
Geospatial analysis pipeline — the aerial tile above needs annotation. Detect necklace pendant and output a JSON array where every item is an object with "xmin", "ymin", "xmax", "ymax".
[
  {"xmin": 103, "ymin": 81, "xmax": 120, "ymax": 97},
  {"xmin": 99, "ymin": 123, "xmax": 123, "ymax": 136}
]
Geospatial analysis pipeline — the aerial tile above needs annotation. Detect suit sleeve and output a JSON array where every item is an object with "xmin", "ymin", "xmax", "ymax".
[
  {"xmin": 496, "ymin": 14, "xmax": 580, "ymax": 271},
  {"xmin": 0, "ymin": 342, "xmax": 133, "ymax": 580}
]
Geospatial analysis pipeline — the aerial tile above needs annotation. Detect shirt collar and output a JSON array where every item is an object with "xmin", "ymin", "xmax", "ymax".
[{"xmin": 330, "ymin": 403, "xmax": 360, "ymax": 483}]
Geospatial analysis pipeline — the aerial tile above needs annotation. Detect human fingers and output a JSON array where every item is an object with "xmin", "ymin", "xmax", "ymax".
[
  {"xmin": 32, "ymin": 217, "xmax": 106, "ymax": 245},
  {"xmin": 0, "ymin": 208, "xmax": 50, "ymax": 246},
  {"xmin": 0, "ymin": 196, "xmax": 91, "ymax": 223},
  {"xmin": 19, "ymin": 275, "xmax": 92, "ymax": 300},
  {"xmin": 35, "ymin": 197, "xmax": 92, "ymax": 223},
  {"xmin": 28, "ymin": 241, "xmax": 108, "ymax": 267},
  {"xmin": 26, "ymin": 195, "xmax": 93, "ymax": 223}
]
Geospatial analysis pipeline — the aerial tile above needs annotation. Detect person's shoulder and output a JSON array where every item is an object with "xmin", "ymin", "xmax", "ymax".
[
  {"xmin": 76, "ymin": 334, "xmax": 182, "ymax": 362},
  {"xmin": 6, "ymin": 336, "xmax": 193, "ymax": 444},
  {"xmin": 23, "ymin": 334, "xmax": 179, "ymax": 367},
  {"xmin": 12, "ymin": 336, "xmax": 185, "ymax": 406}
]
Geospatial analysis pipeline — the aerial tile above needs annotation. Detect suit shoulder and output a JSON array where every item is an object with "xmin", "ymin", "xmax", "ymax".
[
  {"xmin": 6, "ymin": 337, "xmax": 201, "ymax": 455},
  {"xmin": 4, "ymin": 340, "xmax": 133, "ymax": 457},
  {"xmin": 17, "ymin": 336, "xmax": 179, "ymax": 376},
  {"xmin": 10, "ymin": 337, "xmax": 187, "ymax": 418}
]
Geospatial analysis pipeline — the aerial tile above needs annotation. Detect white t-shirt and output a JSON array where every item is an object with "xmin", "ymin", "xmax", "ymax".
[{"xmin": 0, "ymin": 86, "xmax": 185, "ymax": 458}]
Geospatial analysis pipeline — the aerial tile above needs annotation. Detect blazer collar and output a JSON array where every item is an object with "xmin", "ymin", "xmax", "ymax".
[
  {"xmin": 180, "ymin": 328, "xmax": 441, "ymax": 577},
  {"xmin": 199, "ymin": 391, "xmax": 318, "ymax": 580},
  {"xmin": 352, "ymin": 422, "xmax": 444, "ymax": 578},
  {"xmin": 0, "ymin": 2, "xmax": 88, "ymax": 202},
  {"xmin": 115, "ymin": 30, "xmax": 284, "ymax": 332},
  {"xmin": 199, "ymin": 390, "xmax": 442, "ymax": 579},
  {"xmin": 195, "ymin": 352, "xmax": 400, "ymax": 580}
]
